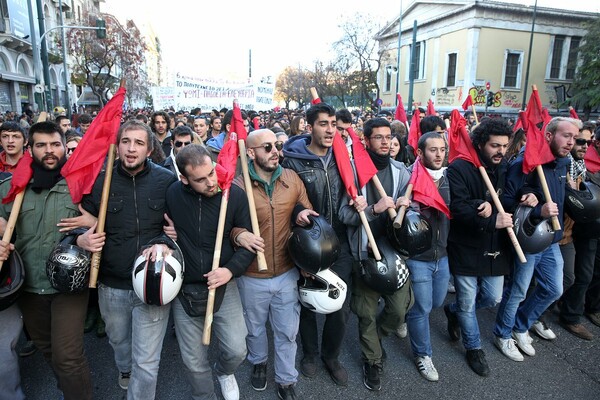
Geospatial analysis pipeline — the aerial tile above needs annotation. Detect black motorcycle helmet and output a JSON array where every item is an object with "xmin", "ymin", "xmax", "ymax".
[
  {"xmin": 46, "ymin": 234, "xmax": 91, "ymax": 293},
  {"xmin": 512, "ymin": 205, "xmax": 554, "ymax": 254},
  {"xmin": 360, "ymin": 238, "xmax": 410, "ymax": 295},
  {"xmin": 565, "ymin": 181, "xmax": 600, "ymax": 223},
  {"xmin": 288, "ymin": 214, "xmax": 340, "ymax": 274},
  {"xmin": 387, "ymin": 210, "xmax": 432, "ymax": 258},
  {"xmin": 0, "ymin": 249, "xmax": 25, "ymax": 311}
]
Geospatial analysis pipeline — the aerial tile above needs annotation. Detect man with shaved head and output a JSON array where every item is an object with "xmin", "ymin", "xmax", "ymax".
[{"xmin": 233, "ymin": 129, "xmax": 316, "ymax": 399}]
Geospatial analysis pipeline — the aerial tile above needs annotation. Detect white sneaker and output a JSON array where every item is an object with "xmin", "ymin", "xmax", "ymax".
[
  {"xmin": 395, "ymin": 322, "xmax": 408, "ymax": 338},
  {"xmin": 217, "ymin": 374, "xmax": 239, "ymax": 400},
  {"xmin": 512, "ymin": 331, "xmax": 535, "ymax": 356},
  {"xmin": 415, "ymin": 356, "xmax": 439, "ymax": 382},
  {"xmin": 494, "ymin": 336, "xmax": 524, "ymax": 362},
  {"xmin": 531, "ymin": 320, "xmax": 556, "ymax": 340}
]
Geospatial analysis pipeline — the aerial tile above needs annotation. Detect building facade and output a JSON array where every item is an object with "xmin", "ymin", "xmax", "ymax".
[{"xmin": 376, "ymin": 0, "xmax": 594, "ymax": 115}]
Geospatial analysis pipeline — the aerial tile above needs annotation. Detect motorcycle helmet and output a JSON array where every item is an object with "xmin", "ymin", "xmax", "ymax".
[
  {"xmin": 298, "ymin": 269, "xmax": 347, "ymax": 314},
  {"xmin": 565, "ymin": 181, "xmax": 600, "ymax": 223},
  {"xmin": 46, "ymin": 234, "xmax": 91, "ymax": 293},
  {"xmin": 360, "ymin": 238, "xmax": 410, "ymax": 295},
  {"xmin": 0, "ymin": 249, "xmax": 25, "ymax": 311},
  {"xmin": 387, "ymin": 210, "xmax": 432, "ymax": 258},
  {"xmin": 512, "ymin": 205, "xmax": 554, "ymax": 254},
  {"xmin": 132, "ymin": 241, "xmax": 184, "ymax": 306},
  {"xmin": 289, "ymin": 214, "xmax": 340, "ymax": 274}
]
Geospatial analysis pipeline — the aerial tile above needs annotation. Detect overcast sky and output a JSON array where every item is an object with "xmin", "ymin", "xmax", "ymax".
[{"xmin": 101, "ymin": 0, "xmax": 599, "ymax": 82}]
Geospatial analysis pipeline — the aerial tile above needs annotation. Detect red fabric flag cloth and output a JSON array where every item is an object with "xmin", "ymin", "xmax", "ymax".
[
  {"xmin": 570, "ymin": 108, "xmax": 580, "ymax": 120},
  {"xmin": 461, "ymin": 94, "xmax": 474, "ymax": 111},
  {"xmin": 513, "ymin": 111, "xmax": 526, "ymax": 132},
  {"xmin": 216, "ymin": 132, "xmax": 239, "ymax": 196},
  {"xmin": 332, "ymin": 133, "xmax": 358, "ymax": 200},
  {"xmin": 426, "ymin": 99, "xmax": 436, "ymax": 116},
  {"xmin": 410, "ymin": 157, "xmax": 451, "ymax": 219},
  {"xmin": 231, "ymin": 102, "xmax": 247, "ymax": 141},
  {"xmin": 347, "ymin": 127, "xmax": 377, "ymax": 188},
  {"xmin": 448, "ymin": 109, "xmax": 482, "ymax": 168},
  {"xmin": 2, "ymin": 151, "xmax": 33, "ymax": 204},
  {"xmin": 407, "ymin": 108, "xmax": 421, "ymax": 156},
  {"xmin": 585, "ymin": 145, "xmax": 600, "ymax": 174},
  {"xmin": 252, "ymin": 116, "xmax": 260, "ymax": 130},
  {"xmin": 522, "ymin": 90, "xmax": 555, "ymax": 174},
  {"xmin": 311, "ymin": 98, "xmax": 322, "ymax": 105},
  {"xmin": 61, "ymin": 86, "xmax": 126, "ymax": 204},
  {"xmin": 394, "ymin": 94, "xmax": 408, "ymax": 124}
]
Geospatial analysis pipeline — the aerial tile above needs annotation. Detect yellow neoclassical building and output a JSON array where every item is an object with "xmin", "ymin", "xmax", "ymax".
[{"xmin": 376, "ymin": 0, "xmax": 594, "ymax": 116}]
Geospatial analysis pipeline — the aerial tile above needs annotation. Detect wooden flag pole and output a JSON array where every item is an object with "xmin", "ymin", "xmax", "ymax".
[
  {"xmin": 471, "ymin": 104, "xmax": 479, "ymax": 125},
  {"xmin": 393, "ymin": 183, "xmax": 413, "ymax": 229},
  {"xmin": 478, "ymin": 166, "xmax": 527, "ymax": 263},
  {"xmin": 202, "ymin": 189, "xmax": 229, "ymax": 345}
]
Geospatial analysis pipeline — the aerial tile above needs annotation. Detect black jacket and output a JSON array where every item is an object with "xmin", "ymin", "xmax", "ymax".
[
  {"xmin": 282, "ymin": 134, "xmax": 347, "ymax": 238},
  {"xmin": 82, "ymin": 160, "xmax": 177, "ymax": 290},
  {"xmin": 166, "ymin": 182, "xmax": 255, "ymax": 283},
  {"xmin": 447, "ymin": 158, "xmax": 511, "ymax": 276}
]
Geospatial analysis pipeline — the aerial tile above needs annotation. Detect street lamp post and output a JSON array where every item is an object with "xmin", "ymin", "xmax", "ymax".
[
  {"xmin": 35, "ymin": 0, "xmax": 53, "ymax": 112},
  {"xmin": 58, "ymin": 0, "xmax": 72, "ymax": 118},
  {"xmin": 395, "ymin": 0, "xmax": 403, "ymax": 105}
]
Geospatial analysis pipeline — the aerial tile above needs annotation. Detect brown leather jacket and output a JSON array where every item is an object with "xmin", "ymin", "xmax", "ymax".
[{"xmin": 233, "ymin": 167, "xmax": 312, "ymax": 278}]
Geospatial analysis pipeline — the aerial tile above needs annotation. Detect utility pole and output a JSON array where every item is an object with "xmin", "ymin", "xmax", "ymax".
[
  {"xmin": 407, "ymin": 20, "xmax": 417, "ymax": 113},
  {"xmin": 26, "ymin": 0, "xmax": 44, "ymax": 111},
  {"xmin": 59, "ymin": 0, "xmax": 71, "ymax": 118},
  {"xmin": 36, "ymin": 0, "xmax": 53, "ymax": 112},
  {"xmin": 522, "ymin": 0, "xmax": 538, "ymax": 109},
  {"xmin": 395, "ymin": 0, "xmax": 403, "ymax": 104}
]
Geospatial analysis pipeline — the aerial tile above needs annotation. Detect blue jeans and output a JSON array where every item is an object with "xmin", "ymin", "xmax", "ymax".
[
  {"xmin": 0, "ymin": 304, "xmax": 25, "ymax": 400},
  {"xmin": 406, "ymin": 257, "xmax": 450, "ymax": 357},
  {"xmin": 98, "ymin": 284, "xmax": 170, "ymax": 400},
  {"xmin": 494, "ymin": 243, "xmax": 563, "ymax": 338},
  {"xmin": 448, "ymin": 274, "xmax": 503, "ymax": 350},
  {"xmin": 237, "ymin": 269, "xmax": 300, "ymax": 385},
  {"xmin": 172, "ymin": 280, "xmax": 247, "ymax": 400}
]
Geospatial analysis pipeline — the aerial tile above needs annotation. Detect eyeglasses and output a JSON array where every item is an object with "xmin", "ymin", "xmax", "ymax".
[
  {"xmin": 250, "ymin": 141, "xmax": 284, "ymax": 153},
  {"xmin": 370, "ymin": 135, "xmax": 392, "ymax": 142},
  {"xmin": 575, "ymin": 138, "xmax": 593, "ymax": 146},
  {"xmin": 174, "ymin": 141, "xmax": 191, "ymax": 148},
  {"xmin": 66, "ymin": 147, "xmax": 77, "ymax": 154}
]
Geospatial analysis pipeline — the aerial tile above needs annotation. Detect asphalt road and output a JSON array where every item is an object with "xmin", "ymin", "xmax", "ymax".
[{"xmin": 19, "ymin": 294, "xmax": 600, "ymax": 400}]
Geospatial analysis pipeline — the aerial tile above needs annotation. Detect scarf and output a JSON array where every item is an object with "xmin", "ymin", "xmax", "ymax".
[
  {"xmin": 31, "ymin": 159, "xmax": 66, "ymax": 193},
  {"xmin": 367, "ymin": 148, "xmax": 390, "ymax": 171}
]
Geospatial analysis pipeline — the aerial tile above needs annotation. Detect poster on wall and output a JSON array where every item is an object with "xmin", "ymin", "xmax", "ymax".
[{"xmin": 6, "ymin": 0, "xmax": 31, "ymax": 39}]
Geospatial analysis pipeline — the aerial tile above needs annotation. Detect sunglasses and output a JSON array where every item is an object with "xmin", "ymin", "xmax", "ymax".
[
  {"xmin": 575, "ymin": 138, "xmax": 593, "ymax": 146},
  {"xmin": 66, "ymin": 147, "xmax": 77, "ymax": 153},
  {"xmin": 250, "ymin": 141, "xmax": 284, "ymax": 153},
  {"xmin": 174, "ymin": 141, "xmax": 191, "ymax": 148}
]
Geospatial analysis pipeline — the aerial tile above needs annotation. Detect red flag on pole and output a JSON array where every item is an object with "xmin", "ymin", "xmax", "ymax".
[
  {"xmin": 332, "ymin": 133, "xmax": 358, "ymax": 200},
  {"xmin": 347, "ymin": 127, "xmax": 377, "ymax": 188},
  {"xmin": 448, "ymin": 109, "xmax": 482, "ymax": 168},
  {"xmin": 407, "ymin": 109, "xmax": 421, "ymax": 156},
  {"xmin": 585, "ymin": 145, "xmax": 600, "ymax": 174},
  {"xmin": 513, "ymin": 110, "xmax": 526, "ymax": 132},
  {"xmin": 410, "ymin": 157, "xmax": 451, "ymax": 219},
  {"xmin": 231, "ymin": 102, "xmax": 247, "ymax": 141},
  {"xmin": 394, "ymin": 94, "xmax": 408, "ymax": 124},
  {"xmin": 569, "ymin": 107, "xmax": 580, "ymax": 120},
  {"xmin": 61, "ymin": 86, "xmax": 126, "ymax": 204},
  {"xmin": 216, "ymin": 132, "xmax": 239, "ymax": 197},
  {"xmin": 426, "ymin": 99, "xmax": 436, "ymax": 116},
  {"xmin": 461, "ymin": 95, "xmax": 474, "ymax": 111},
  {"xmin": 522, "ymin": 90, "xmax": 555, "ymax": 174},
  {"xmin": 252, "ymin": 116, "xmax": 260, "ymax": 130},
  {"xmin": 2, "ymin": 152, "xmax": 33, "ymax": 204}
]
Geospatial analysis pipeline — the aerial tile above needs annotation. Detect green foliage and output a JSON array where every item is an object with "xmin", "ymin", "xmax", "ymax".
[{"xmin": 569, "ymin": 16, "xmax": 600, "ymax": 115}]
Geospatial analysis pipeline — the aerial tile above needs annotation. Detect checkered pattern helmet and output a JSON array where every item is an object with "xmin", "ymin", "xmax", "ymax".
[{"xmin": 360, "ymin": 238, "xmax": 410, "ymax": 295}]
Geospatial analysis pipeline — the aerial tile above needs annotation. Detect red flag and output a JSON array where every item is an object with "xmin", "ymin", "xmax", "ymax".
[
  {"xmin": 347, "ymin": 127, "xmax": 377, "ymax": 188},
  {"xmin": 448, "ymin": 109, "xmax": 482, "ymax": 168},
  {"xmin": 569, "ymin": 107, "xmax": 579, "ymax": 120},
  {"xmin": 426, "ymin": 99, "xmax": 436, "ymax": 116},
  {"xmin": 410, "ymin": 157, "xmax": 451, "ymax": 219},
  {"xmin": 2, "ymin": 152, "xmax": 33, "ymax": 204},
  {"xmin": 216, "ymin": 132, "xmax": 239, "ymax": 196},
  {"xmin": 231, "ymin": 102, "xmax": 247, "ymax": 141},
  {"xmin": 522, "ymin": 90, "xmax": 554, "ymax": 174},
  {"xmin": 585, "ymin": 145, "xmax": 600, "ymax": 174},
  {"xmin": 407, "ymin": 109, "xmax": 421, "ymax": 156},
  {"xmin": 513, "ymin": 111, "xmax": 526, "ymax": 132},
  {"xmin": 394, "ymin": 94, "xmax": 408, "ymax": 124},
  {"xmin": 332, "ymin": 133, "xmax": 358, "ymax": 200},
  {"xmin": 61, "ymin": 86, "xmax": 125, "ymax": 204},
  {"xmin": 311, "ymin": 97, "xmax": 321, "ymax": 105},
  {"xmin": 252, "ymin": 116, "xmax": 260, "ymax": 130},
  {"xmin": 461, "ymin": 95, "xmax": 474, "ymax": 111}
]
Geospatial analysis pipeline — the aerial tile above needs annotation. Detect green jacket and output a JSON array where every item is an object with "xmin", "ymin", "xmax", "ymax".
[{"xmin": 0, "ymin": 178, "xmax": 80, "ymax": 294}]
